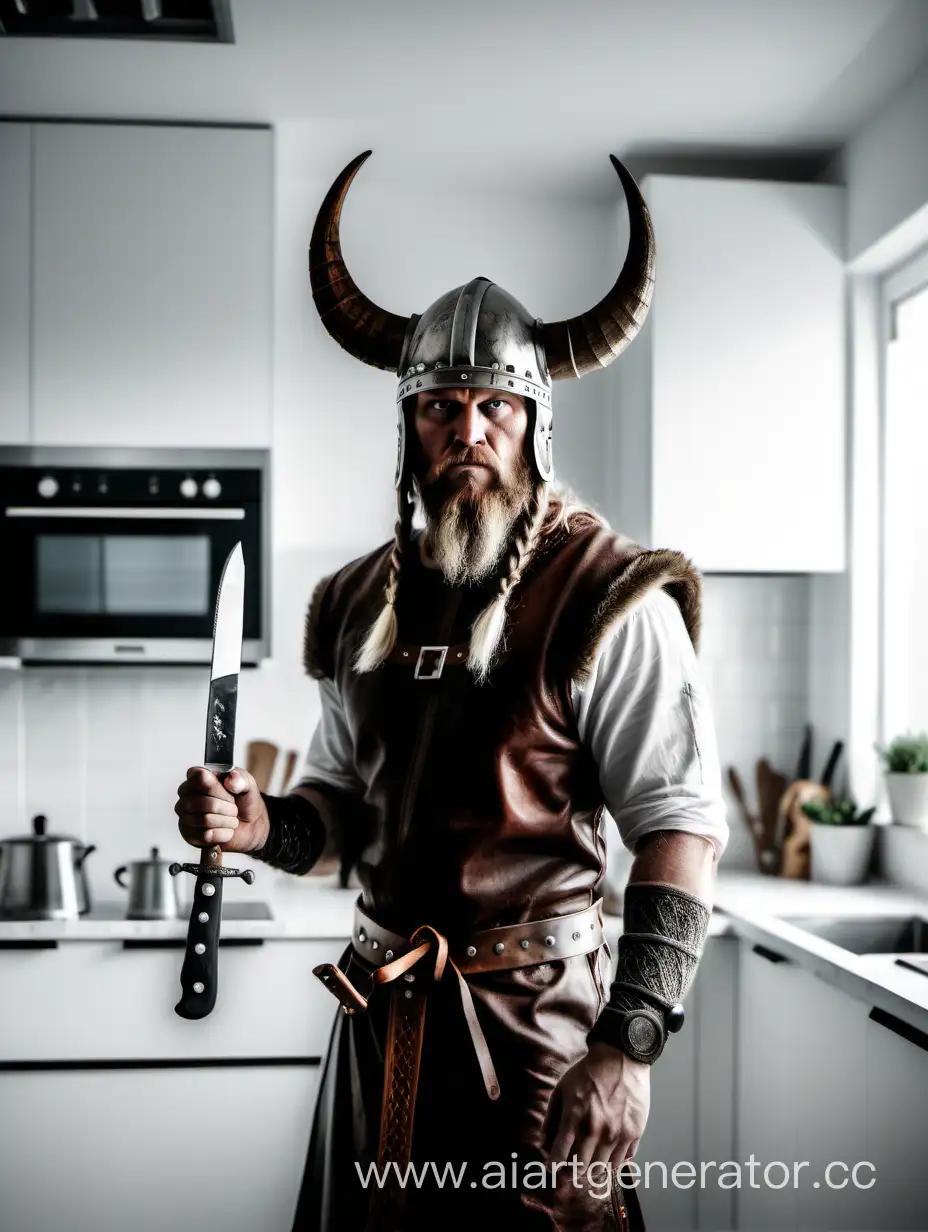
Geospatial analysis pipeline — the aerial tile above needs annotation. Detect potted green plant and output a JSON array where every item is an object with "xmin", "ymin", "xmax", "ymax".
[
  {"xmin": 801, "ymin": 796, "xmax": 876, "ymax": 886},
  {"xmin": 875, "ymin": 731, "xmax": 928, "ymax": 829}
]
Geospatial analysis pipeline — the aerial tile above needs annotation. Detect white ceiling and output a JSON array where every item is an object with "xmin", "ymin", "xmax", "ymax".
[{"xmin": 1, "ymin": 0, "xmax": 927, "ymax": 193}]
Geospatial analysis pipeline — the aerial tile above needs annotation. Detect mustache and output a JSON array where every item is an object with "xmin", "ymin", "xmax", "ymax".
[{"xmin": 428, "ymin": 446, "xmax": 500, "ymax": 482}]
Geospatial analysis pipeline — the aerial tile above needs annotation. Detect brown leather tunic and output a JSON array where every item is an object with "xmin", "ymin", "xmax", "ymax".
[
  {"xmin": 294, "ymin": 516, "xmax": 702, "ymax": 1231},
  {"xmin": 304, "ymin": 515, "xmax": 701, "ymax": 936}
]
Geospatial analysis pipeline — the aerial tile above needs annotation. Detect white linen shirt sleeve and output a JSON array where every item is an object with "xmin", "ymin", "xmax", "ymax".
[
  {"xmin": 571, "ymin": 587, "xmax": 729, "ymax": 860},
  {"xmin": 298, "ymin": 676, "xmax": 364, "ymax": 794}
]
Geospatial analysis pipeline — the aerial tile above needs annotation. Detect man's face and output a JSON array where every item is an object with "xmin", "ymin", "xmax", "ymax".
[
  {"xmin": 412, "ymin": 387, "xmax": 529, "ymax": 494},
  {"xmin": 409, "ymin": 387, "xmax": 534, "ymax": 584}
]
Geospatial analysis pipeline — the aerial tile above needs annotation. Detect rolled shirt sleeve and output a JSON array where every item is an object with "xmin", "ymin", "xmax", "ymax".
[{"xmin": 571, "ymin": 587, "xmax": 730, "ymax": 860}]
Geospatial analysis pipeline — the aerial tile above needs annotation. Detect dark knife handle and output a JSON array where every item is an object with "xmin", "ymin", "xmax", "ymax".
[{"xmin": 174, "ymin": 872, "xmax": 223, "ymax": 1020}]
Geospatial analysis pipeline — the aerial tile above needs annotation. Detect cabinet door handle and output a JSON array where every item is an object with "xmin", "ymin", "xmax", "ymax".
[
  {"xmin": 752, "ymin": 943, "xmax": 790, "ymax": 964},
  {"xmin": 869, "ymin": 1006, "xmax": 928, "ymax": 1054},
  {"xmin": 0, "ymin": 940, "xmax": 59, "ymax": 950},
  {"xmin": 121, "ymin": 938, "xmax": 265, "ymax": 950}
]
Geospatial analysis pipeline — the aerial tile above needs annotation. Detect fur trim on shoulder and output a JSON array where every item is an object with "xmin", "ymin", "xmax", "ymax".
[
  {"xmin": 572, "ymin": 548, "xmax": 702, "ymax": 687},
  {"xmin": 303, "ymin": 573, "xmax": 334, "ymax": 680}
]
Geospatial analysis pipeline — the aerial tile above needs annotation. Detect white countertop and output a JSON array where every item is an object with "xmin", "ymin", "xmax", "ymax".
[
  {"xmin": 710, "ymin": 871, "xmax": 928, "ymax": 1036},
  {"xmin": 3, "ymin": 870, "xmax": 927, "ymax": 1032}
]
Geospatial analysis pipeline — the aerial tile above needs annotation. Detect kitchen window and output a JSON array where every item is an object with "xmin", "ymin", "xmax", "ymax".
[{"xmin": 881, "ymin": 247, "xmax": 928, "ymax": 741}]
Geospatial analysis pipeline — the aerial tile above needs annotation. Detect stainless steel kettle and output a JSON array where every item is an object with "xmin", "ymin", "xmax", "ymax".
[
  {"xmin": 114, "ymin": 847, "xmax": 180, "ymax": 920},
  {"xmin": 0, "ymin": 815, "xmax": 96, "ymax": 919}
]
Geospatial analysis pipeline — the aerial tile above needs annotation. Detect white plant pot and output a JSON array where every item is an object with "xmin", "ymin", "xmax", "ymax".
[
  {"xmin": 810, "ymin": 823, "xmax": 875, "ymax": 886},
  {"xmin": 885, "ymin": 772, "xmax": 928, "ymax": 829}
]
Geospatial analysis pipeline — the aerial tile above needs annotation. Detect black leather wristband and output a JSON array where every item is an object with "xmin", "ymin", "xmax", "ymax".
[{"xmin": 250, "ymin": 793, "xmax": 328, "ymax": 876}]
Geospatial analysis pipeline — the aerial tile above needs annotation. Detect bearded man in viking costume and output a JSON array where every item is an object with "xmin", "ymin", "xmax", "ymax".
[{"xmin": 175, "ymin": 151, "xmax": 728, "ymax": 1231}]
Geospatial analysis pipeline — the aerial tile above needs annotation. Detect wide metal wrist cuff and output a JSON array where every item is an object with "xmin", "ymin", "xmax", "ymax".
[{"xmin": 250, "ymin": 794, "xmax": 327, "ymax": 876}]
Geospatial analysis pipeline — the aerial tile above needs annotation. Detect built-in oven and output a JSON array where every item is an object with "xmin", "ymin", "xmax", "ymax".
[{"xmin": 1, "ymin": 447, "xmax": 269, "ymax": 665}]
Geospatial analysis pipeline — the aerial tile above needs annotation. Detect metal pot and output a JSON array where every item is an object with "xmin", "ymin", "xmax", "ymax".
[
  {"xmin": 0, "ymin": 815, "xmax": 96, "ymax": 920},
  {"xmin": 114, "ymin": 846, "xmax": 180, "ymax": 920}
]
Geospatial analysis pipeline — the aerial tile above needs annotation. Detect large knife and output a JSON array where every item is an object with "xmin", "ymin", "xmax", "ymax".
[{"xmin": 170, "ymin": 541, "xmax": 254, "ymax": 1020}]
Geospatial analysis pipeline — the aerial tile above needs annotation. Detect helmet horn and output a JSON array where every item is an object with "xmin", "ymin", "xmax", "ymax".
[
  {"xmin": 541, "ymin": 155, "xmax": 655, "ymax": 380},
  {"xmin": 308, "ymin": 151, "xmax": 411, "ymax": 372}
]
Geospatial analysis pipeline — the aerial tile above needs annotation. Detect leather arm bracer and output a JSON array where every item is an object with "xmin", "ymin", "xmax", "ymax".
[
  {"xmin": 588, "ymin": 881, "xmax": 711, "ymax": 1061},
  {"xmin": 249, "ymin": 792, "xmax": 329, "ymax": 876}
]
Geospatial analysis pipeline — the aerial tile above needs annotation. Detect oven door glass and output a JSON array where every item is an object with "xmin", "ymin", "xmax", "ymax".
[{"xmin": 2, "ymin": 508, "xmax": 261, "ymax": 645}]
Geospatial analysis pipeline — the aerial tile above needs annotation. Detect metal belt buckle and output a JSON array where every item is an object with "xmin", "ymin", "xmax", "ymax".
[{"xmin": 414, "ymin": 645, "xmax": 448, "ymax": 680}]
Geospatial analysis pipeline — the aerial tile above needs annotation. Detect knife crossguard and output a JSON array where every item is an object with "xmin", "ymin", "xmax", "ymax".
[
  {"xmin": 168, "ymin": 862, "xmax": 253, "ymax": 882},
  {"xmin": 169, "ymin": 842, "xmax": 255, "ymax": 884},
  {"xmin": 169, "ymin": 861, "xmax": 255, "ymax": 884}
]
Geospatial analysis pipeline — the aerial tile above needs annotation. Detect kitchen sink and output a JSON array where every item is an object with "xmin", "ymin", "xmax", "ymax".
[{"xmin": 778, "ymin": 914, "xmax": 928, "ymax": 955}]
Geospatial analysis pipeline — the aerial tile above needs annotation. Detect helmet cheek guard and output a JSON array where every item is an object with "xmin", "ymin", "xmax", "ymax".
[
  {"xmin": 530, "ymin": 397, "xmax": 554, "ymax": 482},
  {"xmin": 394, "ymin": 402, "xmax": 407, "ymax": 491}
]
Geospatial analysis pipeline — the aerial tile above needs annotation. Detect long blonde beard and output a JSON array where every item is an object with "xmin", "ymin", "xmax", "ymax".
[{"xmin": 421, "ymin": 462, "xmax": 533, "ymax": 586}]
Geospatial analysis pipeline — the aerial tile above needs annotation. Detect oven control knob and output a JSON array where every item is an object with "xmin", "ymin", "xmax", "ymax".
[
  {"xmin": 179, "ymin": 477, "xmax": 198, "ymax": 499},
  {"xmin": 37, "ymin": 475, "xmax": 59, "ymax": 499},
  {"xmin": 202, "ymin": 477, "xmax": 222, "ymax": 500}
]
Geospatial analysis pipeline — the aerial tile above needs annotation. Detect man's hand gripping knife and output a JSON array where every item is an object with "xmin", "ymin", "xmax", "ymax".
[{"xmin": 544, "ymin": 832, "xmax": 714, "ymax": 1181}]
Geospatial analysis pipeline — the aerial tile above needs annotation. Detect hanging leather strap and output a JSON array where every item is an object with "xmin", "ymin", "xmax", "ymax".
[{"xmin": 371, "ymin": 923, "xmax": 500, "ymax": 1101}]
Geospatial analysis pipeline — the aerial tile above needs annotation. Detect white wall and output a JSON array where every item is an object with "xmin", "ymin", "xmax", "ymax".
[
  {"xmin": 0, "ymin": 122, "xmax": 828, "ymax": 893},
  {"xmin": 839, "ymin": 57, "xmax": 928, "ymax": 266}
]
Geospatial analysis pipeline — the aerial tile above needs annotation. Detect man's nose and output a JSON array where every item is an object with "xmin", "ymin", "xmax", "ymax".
[{"xmin": 452, "ymin": 401, "xmax": 487, "ymax": 448}]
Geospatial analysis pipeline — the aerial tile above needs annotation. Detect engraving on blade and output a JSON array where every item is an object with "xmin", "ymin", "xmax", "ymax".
[{"xmin": 205, "ymin": 674, "xmax": 238, "ymax": 768}]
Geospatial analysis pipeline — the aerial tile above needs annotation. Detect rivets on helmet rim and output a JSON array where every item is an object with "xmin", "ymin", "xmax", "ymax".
[
  {"xmin": 416, "ymin": 362, "xmax": 425, "ymax": 372},
  {"xmin": 491, "ymin": 362, "xmax": 501, "ymax": 370}
]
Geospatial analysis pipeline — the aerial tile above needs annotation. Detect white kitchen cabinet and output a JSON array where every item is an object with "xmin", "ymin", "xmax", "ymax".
[
  {"xmin": 626, "ymin": 934, "xmax": 736, "ymax": 1231},
  {"xmin": 864, "ymin": 1006, "xmax": 928, "ymax": 1229},
  {"xmin": 735, "ymin": 940, "xmax": 802, "ymax": 1230},
  {"xmin": 31, "ymin": 123, "xmax": 272, "ymax": 449},
  {"xmin": 0, "ymin": 939, "xmax": 344, "ymax": 1062},
  {"xmin": 736, "ymin": 940, "xmax": 886, "ymax": 1232},
  {"xmin": 0, "ymin": 1065, "xmax": 318, "ymax": 1232},
  {"xmin": 692, "ymin": 933, "xmax": 738, "ymax": 1231},
  {"xmin": 790, "ymin": 973, "xmax": 873, "ymax": 1232},
  {"xmin": 609, "ymin": 175, "xmax": 845, "ymax": 573},
  {"xmin": 0, "ymin": 123, "xmax": 31, "ymax": 445}
]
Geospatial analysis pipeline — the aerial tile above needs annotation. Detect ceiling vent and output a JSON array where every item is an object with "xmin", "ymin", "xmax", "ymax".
[{"xmin": 0, "ymin": 1, "xmax": 234, "ymax": 42}]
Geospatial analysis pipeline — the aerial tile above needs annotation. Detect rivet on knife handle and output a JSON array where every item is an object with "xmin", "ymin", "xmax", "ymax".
[{"xmin": 170, "ymin": 845, "xmax": 255, "ymax": 1020}]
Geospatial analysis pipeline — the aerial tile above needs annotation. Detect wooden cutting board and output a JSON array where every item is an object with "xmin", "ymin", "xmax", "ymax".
[{"xmin": 779, "ymin": 780, "xmax": 831, "ymax": 879}]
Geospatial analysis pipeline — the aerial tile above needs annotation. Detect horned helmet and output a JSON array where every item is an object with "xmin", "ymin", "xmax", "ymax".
[
  {"xmin": 308, "ymin": 151, "xmax": 655, "ymax": 491},
  {"xmin": 307, "ymin": 152, "xmax": 656, "ymax": 680}
]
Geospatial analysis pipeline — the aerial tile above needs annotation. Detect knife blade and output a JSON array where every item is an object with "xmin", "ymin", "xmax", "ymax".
[{"xmin": 171, "ymin": 542, "xmax": 253, "ymax": 1021}]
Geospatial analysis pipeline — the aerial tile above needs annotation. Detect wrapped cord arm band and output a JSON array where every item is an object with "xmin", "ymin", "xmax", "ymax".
[
  {"xmin": 588, "ymin": 881, "xmax": 711, "ymax": 1051},
  {"xmin": 250, "ymin": 792, "xmax": 329, "ymax": 876}
]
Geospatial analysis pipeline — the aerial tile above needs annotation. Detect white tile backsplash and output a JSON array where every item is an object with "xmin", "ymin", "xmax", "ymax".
[{"xmin": 0, "ymin": 566, "xmax": 832, "ymax": 897}]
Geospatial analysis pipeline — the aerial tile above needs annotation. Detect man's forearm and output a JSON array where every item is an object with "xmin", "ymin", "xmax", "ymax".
[
  {"xmin": 588, "ymin": 829, "xmax": 716, "ymax": 1052},
  {"xmin": 628, "ymin": 828, "xmax": 717, "ymax": 899}
]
